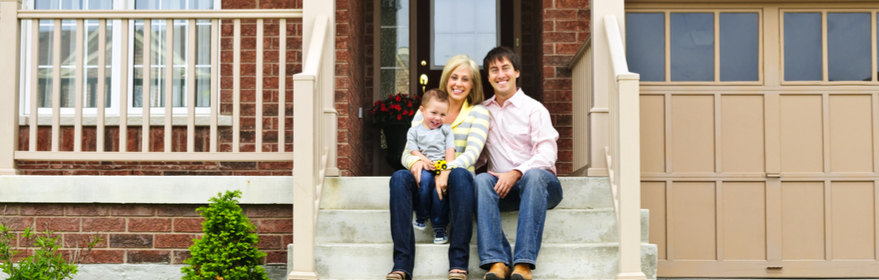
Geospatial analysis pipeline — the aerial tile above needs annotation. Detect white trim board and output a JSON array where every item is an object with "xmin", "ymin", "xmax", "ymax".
[{"xmin": 0, "ymin": 176, "xmax": 294, "ymax": 204}]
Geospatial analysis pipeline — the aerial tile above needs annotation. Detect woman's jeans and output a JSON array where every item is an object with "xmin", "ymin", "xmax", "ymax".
[
  {"xmin": 415, "ymin": 170, "xmax": 450, "ymax": 229},
  {"xmin": 390, "ymin": 168, "xmax": 475, "ymax": 275}
]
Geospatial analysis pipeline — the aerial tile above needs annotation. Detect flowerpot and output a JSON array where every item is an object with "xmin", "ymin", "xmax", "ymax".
[{"xmin": 381, "ymin": 123, "xmax": 410, "ymax": 171}]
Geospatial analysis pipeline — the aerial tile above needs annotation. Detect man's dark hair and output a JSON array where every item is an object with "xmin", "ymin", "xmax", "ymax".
[
  {"xmin": 422, "ymin": 88, "xmax": 449, "ymax": 106},
  {"xmin": 483, "ymin": 46, "xmax": 521, "ymax": 72}
]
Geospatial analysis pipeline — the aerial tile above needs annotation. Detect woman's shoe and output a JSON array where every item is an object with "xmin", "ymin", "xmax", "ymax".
[
  {"xmin": 448, "ymin": 270, "xmax": 468, "ymax": 280},
  {"xmin": 387, "ymin": 271, "xmax": 409, "ymax": 280}
]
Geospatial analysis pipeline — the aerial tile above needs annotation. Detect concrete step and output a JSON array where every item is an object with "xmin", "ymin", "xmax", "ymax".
[
  {"xmin": 320, "ymin": 177, "xmax": 613, "ymax": 210},
  {"xmin": 315, "ymin": 209, "xmax": 649, "ymax": 244},
  {"xmin": 313, "ymin": 243, "xmax": 657, "ymax": 280}
]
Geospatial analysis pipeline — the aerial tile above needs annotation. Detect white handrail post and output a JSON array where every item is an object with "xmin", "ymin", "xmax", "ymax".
[
  {"xmin": 0, "ymin": 0, "xmax": 22, "ymax": 175},
  {"xmin": 291, "ymin": 72, "xmax": 319, "ymax": 280},
  {"xmin": 617, "ymin": 74, "xmax": 643, "ymax": 280},
  {"xmin": 589, "ymin": 0, "xmax": 624, "ymax": 177}
]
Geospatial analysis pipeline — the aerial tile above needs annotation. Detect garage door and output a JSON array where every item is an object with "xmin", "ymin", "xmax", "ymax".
[{"xmin": 628, "ymin": 3, "xmax": 879, "ymax": 277}]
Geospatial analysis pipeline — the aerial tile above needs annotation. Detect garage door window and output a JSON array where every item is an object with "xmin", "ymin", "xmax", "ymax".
[{"xmin": 782, "ymin": 11, "xmax": 877, "ymax": 83}]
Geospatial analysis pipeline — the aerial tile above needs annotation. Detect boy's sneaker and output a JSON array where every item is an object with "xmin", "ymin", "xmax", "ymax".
[
  {"xmin": 413, "ymin": 219, "xmax": 427, "ymax": 231},
  {"xmin": 433, "ymin": 229, "xmax": 449, "ymax": 244}
]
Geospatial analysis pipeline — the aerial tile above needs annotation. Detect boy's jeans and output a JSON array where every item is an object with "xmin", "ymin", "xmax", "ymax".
[
  {"xmin": 415, "ymin": 169, "xmax": 450, "ymax": 229},
  {"xmin": 474, "ymin": 169, "xmax": 563, "ymax": 269}
]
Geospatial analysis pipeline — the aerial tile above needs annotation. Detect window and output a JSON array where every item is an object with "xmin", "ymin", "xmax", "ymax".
[
  {"xmin": 431, "ymin": 0, "xmax": 497, "ymax": 68},
  {"xmin": 22, "ymin": 0, "xmax": 218, "ymax": 119},
  {"xmin": 626, "ymin": 10, "xmax": 761, "ymax": 83},
  {"xmin": 782, "ymin": 11, "xmax": 876, "ymax": 82}
]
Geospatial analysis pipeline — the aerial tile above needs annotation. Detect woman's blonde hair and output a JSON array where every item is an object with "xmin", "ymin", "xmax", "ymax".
[{"xmin": 438, "ymin": 55, "xmax": 484, "ymax": 105}]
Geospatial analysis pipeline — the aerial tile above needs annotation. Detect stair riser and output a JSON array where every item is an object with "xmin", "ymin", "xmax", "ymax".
[
  {"xmin": 313, "ymin": 244, "xmax": 657, "ymax": 279},
  {"xmin": 320, "ymin": 177, "xmax": 613, "ymax": 210},
  {"xmin": 316, "ymin": 209, "xmax": 649, "ymax": 244}
]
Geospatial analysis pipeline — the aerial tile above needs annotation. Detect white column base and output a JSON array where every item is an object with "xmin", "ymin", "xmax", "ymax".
[
  {"xmin": 288, "ymin": 271, "xmax": 320, "ymax": 280},
  {"xmin": 615, "ymin": 271, "xmax": 647, "ymax": 280},
  {"xmin": 0, "ymin": 168, "xmax": 19, "ymax": 175}
]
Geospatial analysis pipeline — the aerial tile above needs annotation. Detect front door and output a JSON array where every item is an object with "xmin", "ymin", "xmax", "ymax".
[
  {"xmin": 374, "ymin": 0, "xmax": 516, "ymax": 174},
  {"xmin": 414, "ymin": 0, "xmax": 514, "ymax": 98}
]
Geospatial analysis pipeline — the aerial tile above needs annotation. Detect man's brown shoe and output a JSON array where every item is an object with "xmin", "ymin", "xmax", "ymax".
[
  {"xmin": 484, "ymin": 263, "xmax": 510, "ymax": 280},
  {"xmin": 510, "ymin": 264, "xmax": 532, "ymax": 280}
]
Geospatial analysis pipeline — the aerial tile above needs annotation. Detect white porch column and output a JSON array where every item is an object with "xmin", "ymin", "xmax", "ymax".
[
  {"xmin": 303, "ymin": 0, "xmax": 338, "ymax": 177},
  {"xmin": 589, "ymin": 0, "xmax": 625, "ymax": 177},
  {"xmin": 0, "ymin": 0, "xmax": 21, "ymax": 175}
]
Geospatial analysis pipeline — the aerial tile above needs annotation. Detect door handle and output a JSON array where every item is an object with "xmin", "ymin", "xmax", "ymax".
[{"xmin": 419, "ymin": 74, "xmax": 428, "ymax": 94}]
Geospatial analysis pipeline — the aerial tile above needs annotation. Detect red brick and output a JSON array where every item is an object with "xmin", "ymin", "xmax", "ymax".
[
  {"xmin": 35, "ymin": 217, "xmax": 80, "ymax": 232},
  {"xmin": 173, "ymin": 218, "xmax": 205, "ymax": 233},
  {"xmin": 257, "ymin": 219, "xmax": 292, "ymax": 233},
  {"xmin": 19, "ymin": 232, "xmax": 62, "ymax": 247},
  {"xmin": 128, "ymin": 250, "xmax": 170, "ymax": 263},
  {"xmin": 265, "ymin": 250, "xmax": 286, "ymax": 264},
  {"xmin": 172, "ymin": 250, "xmax": 192, "ymax": 264},
  {"xmin": 0, "ymin": 205, "xmax": 19, "ymax": 215},
  {"xmin": 80, "ymin": 250, "xmax": 124, "ymax": 264},
  {"xmin": 544, "ymin": 10, "xmax": 577, "ymax": 20},
  {"xmin": 109, "ymin": 234, "xmax": 153, "ymax": 248},
  {"xmin": 245, "ymin": 205, "xmax": 292, "ymax": 218},
  {"xmin": 128, "ymin": 218, "xmax": 172, "ymax": 232},
  {"xmin": 155, "ymin": 234, "xmax": 196, "ymax": 249},
  {"xmin": 256, "ymin": 235, "xmax": 282, "ymax": 250},
  {"xmin": 556, "ymin": 0, "xmax": 582, "ymax": 8},
  {"xmin": 156, "ymin": 205, "xmax": 202, "ymax": 217},
  {"xmin": 21, "ymin": 204, "xmax": 64, "ymax": 216},
  {"xmin": 81, "ymin": 218, "xmax": 125, "ymax": 232},
  {"xmin": 3, "ymin": 217, "xmax": 34, "ymax": 231},
  {"xmin": 111, "ymin": 205, "xmax": 155, "ymax": 216},
  {"xmin": 64, "ymin": 233, "xmax": 108, "ymax": 248}
]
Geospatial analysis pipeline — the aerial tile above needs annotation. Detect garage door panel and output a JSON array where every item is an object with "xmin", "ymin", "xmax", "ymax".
[
  {"xmin": 672, "ymin": 95, "xmax": 715, "ymax": 172},
  {"xmin": 781, "ymin": 182, "xmax": 825, "ymax": 260},
  {"xmin": 780, "ymin": 95, "xmax": 825, "ymax": 173},
  {"xmin": 831, "ymin": 181, "xmax": 875, "ymax": 260},
  {"xmin": 673, "ymin": 182, "xmax": 717, "ymax": 260},
  {"xmin": 642, "ymin": 181, "xmax": 667, "ymax": 260},
  {"xmin": 721, "ymin": 96, "xmax": 765, "ymax": 173},
  {"xmin": 723, "ymin": 182, "xmax": 767, "ymax": 260},
  {"xmin": 829, "ymin": 95, "xmax": 874, "ymax": 173},
  {"xmin": 642, "ymin": 95, "xmax": 667, "ymax": 173}
]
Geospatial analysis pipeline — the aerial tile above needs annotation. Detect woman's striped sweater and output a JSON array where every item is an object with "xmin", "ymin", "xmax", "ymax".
[{"xmin": 400, "ymin": 100, "xmax": 491, "ymax": 173}]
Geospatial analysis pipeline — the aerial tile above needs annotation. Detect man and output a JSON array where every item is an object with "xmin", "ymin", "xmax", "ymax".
[{"xmin": 476, "ymin": 46, "xmax": 563, "ymax": 280}]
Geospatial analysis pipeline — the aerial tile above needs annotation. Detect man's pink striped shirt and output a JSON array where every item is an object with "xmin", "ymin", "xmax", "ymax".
[{"xmin": 479, "ymin": 89, "xmax": 559, "ymax": 175}]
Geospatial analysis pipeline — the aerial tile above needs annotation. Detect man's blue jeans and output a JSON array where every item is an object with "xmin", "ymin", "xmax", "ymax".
[
  {"xmin": 474, "ymin": 169, "xmax": 563, "ymax": 270},
  {"xmin": 389, "ymin": 168, "xmax": 475, "ymax": 276},
  {"xmin": 415, "ymin": 170, "xmax": 449, "ymax": 229}
]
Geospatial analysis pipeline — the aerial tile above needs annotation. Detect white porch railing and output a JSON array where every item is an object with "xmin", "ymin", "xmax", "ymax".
[
  {"xmin": 0, "ymin": 1, "xmax": 340, "ymax": 172},
  {"xmin": 571, "ymin": 13, "xmax": 644, "ymax": 280}
]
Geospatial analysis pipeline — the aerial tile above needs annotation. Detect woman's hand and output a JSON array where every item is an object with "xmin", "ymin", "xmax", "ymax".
[
  {"xmin": 435, "ymin": 169, "xmax": 450, "ymax": 200},
  {"xmin": 410, "ymin": 161, "xmax": 425, "ymax": 184}
]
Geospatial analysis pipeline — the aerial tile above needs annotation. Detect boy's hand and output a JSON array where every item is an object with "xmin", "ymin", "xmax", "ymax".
[{"xmin": 423, "ymin": 160, "xmax": 436, "ymax": 171}]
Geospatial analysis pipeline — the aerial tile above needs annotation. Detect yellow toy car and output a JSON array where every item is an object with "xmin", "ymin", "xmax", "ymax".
[{"xmin": 434, "ymin": 160, "xmax": 447, "ymax": 175}]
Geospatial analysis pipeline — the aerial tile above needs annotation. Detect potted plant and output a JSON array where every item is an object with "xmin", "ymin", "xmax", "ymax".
[{"xmin": 372, "ymin": 93, "xmax": 421, "ymax": 170}]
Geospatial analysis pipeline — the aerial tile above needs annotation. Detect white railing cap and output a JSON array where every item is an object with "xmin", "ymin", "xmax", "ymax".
[{"xmin": 16, "ymin": 9, "xmax": 303, "ymax": 19}]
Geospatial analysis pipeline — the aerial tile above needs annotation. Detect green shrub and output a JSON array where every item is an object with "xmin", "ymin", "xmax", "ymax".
[
  {"xmin": 0, "ymin": 225, "xmax": 101, "ymax": 280},
  {"xmin": 182, "ymin": 190, "xmax": 269, "ymax": 280}
]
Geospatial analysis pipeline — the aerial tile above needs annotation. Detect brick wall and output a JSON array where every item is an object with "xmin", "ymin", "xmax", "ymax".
[
  {"xmin": 543, "ymin": 0, "xmax": 590, "ymax": 175},
  {"xmin": 0, "ymin": 203, "xmax": 292, "ymax": 265},
  {"xmin": 335, "ymin": 0, "xmax": 371, "ymax": 176}
]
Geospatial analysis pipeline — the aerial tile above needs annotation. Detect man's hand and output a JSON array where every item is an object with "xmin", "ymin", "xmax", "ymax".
[
  {"xmin": 410, "ymin": 161, "xmax": 425, "ymax": 184},
  {"xmin": 435, "ymin": 169, "xmax": 450, "ymax": 200},
  {"xmin": 489, "ymin": 170, "xmax": 522, "ymax": 199}
]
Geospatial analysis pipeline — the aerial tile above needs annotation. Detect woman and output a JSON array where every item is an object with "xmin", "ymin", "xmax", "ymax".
[{"xmin": 387, "ymin": 55, "xmax": 491, "ymax": 280}]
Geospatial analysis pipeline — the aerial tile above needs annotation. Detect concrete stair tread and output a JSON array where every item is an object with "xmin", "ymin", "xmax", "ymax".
[
  {"xmin": 313, "ymin": 243, "xmax": 657, "ymax": 279},
  {"xmin": 320, "ymin": 177, "xmax": 613, "ymax": 210},
  {"xmin": 314, "ymin": 208, "xmax": 649, "ymax": 244}
]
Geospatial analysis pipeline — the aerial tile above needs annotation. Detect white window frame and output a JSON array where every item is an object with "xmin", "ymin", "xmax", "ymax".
[{"xmin": 19, "ymin": 0, "xmax": 221, "ymax": 121}]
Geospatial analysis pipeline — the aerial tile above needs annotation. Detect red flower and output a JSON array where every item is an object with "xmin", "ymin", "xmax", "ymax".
[
  {"xmin": 397, "ymin": 115, "xmax": 402, "ymax": 120},
  {"xmin": 374, "ymin": 101, "xmax": 379, "ymax": 106},
  {"xmin": 396, "ymin": 96, "xmax": 401, "ymax": 101},
  {"xmin": 408, "ymin": 102, "xmax": 412, "ymax": 107},
  {"xmin": 388, "ymin": 94, "xmax": 394, "ymax": 99}
]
